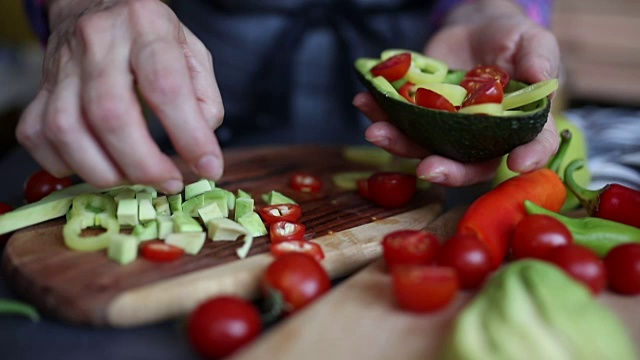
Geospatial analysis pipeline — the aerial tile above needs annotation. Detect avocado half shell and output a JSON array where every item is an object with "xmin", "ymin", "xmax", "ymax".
[{"xmin": 354, "ymin": 58, "xmax": 550, "ymax": 163}]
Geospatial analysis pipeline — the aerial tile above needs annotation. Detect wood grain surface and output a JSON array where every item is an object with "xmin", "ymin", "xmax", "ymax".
[{"xmin": 2, "ymin": 145, "xmax": 445, "ymax": 327}]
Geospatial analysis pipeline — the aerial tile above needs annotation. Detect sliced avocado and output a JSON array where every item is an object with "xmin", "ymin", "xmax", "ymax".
[
  {"xmin": 354, "ymin": 58, "xmax": 550, "ymax": 163},
  {"xmin": 207, "ymin": 217, "xmax": 250, "ymax": 241},
  {"xmin": 237, "ymin": 211, "xmax": 268, "ymax": 237},
  {"xmin": 165, "ymin": 232, "xmax": 206, "ymax": 255}
]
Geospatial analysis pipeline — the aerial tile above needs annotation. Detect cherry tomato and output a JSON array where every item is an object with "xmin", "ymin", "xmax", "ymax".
[
  {"xmin": 437, "ymin": 233, "xmax": 493, "ymax": 289},
  {"xmin": 0, "ymin": 202, "xmax": 13, "ymax": 246},
  {"xmin": 367, "ymin": 172, "xmax": 417, "ymax": 208},
  {"xmin": 603, "ymin": 243, "xmax": 640, "ymax": 295},
  {"xmin": 270, "ymin": 240, "xmax": 324, "ymax": 263},
  {"xmin": 258, "ymin": 204, "xmax": 302, "ymax": 225},
  {"xmin": 382, "ymin": 229, "xmax": 440, "ymax": 268},
  {"xmin": 187, "ymin": 296, "xmax": 262, "ymax": 359},
  {"xmin": 398, "ymin": 81, "xmax": 415, "ymax": 103},
  {"xmin": 511, "ymin": 214, "xmax": 574, "ymax": 260},
  {"xmin": 415, "ymin": 88, "xmax": 456, "ymax": 112},
  {"xmin": 544, "ymin": 244, "xmax": 607, "ymax": 295},
  {"xmin": 356, "ymin": 178, "xmax": 370, "ymax": 199},
  {"xmin": 24, "ymin": 169, "xmax": 74, "ymax": 203},
  {"xmin": 464, "ymin": 65, "xmax": 510, "ymax": 89},
  {"xmin": 140, "ymin": 241, "xmax": 185, "ymax": 262},
  {"xmin": 269, "ymin": 221, "xmax": 306, "ymax": 243},
  {"xmin": 262, "ymin": 252, "xmax": 331, "ymax": 313},
  {"xmin": 461, "ymin": 79, "xmax": 503, "ymax": 108},
  {"xmin": 391, "ymin": 265, "xmax": 458, "ymax": 313},
  {"xmin": 370, "ymin": 53, "xmax": 412, "ymax": 82},
  {"xmin": 460, "ymin": 77, "xmax": 488, "ymax": 93},
  {"xmin": 290, "ymin": 172, "xmax": 323, "ymax": 193}
]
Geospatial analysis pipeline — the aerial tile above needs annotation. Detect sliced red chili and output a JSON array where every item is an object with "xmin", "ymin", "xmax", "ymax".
[
  {"xmin": 258, "ymin": 204, "xmax": 302, "ymax": 225},
  {"xmin": 270, "ymin": 220, "xmax": 306, "ymax": 243},
  {"xmin": 290, "ymin": 172, "xmax": 323, "ymax": 193},
  {"xmin": 415, "ymin": 88, "xmax": 456, "ymax": 112},
  {"xmin": 370, "ymin": 53, "xmax": 412, "ymax": 82},
  {"xmin": 270, "ymin": 240, "xmax": 325, "ymax": 263},
  {"xmin": 141, "ymin": 241, "xmax": 185, "ymax": 262}
]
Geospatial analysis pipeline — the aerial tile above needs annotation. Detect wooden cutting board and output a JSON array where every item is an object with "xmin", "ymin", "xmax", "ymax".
[
  {"xmin": 231, "ymin": 207, "xmax": 640, "ymax": 360},
  {"xmin": 1, "ymin": 145, "xmax": 445, "ymax": 328}
]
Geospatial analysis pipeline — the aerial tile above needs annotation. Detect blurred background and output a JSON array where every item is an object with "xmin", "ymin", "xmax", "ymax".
[{"xmin": 0, "ymin": 0, "xmax": 638, "ymax": 205}]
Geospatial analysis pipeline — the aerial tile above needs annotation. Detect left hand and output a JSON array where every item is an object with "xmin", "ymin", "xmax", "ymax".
[{"xmin": 354, "ymin": 1, "xmax": 561, "ymax": 187}]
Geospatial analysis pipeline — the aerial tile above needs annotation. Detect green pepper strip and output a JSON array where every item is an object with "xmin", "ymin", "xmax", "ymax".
[
  {"xmin": 68, "ymin": 193, "xmax": 117, "ymax": 225},
  {"xmin": 63, "ymin": 213, "xmax": 120, "ymax": 252},
  {"xmin": 524, "ymin": 200, "xmax": 640, "ymax": 257},
  {"xmin": 0, "ymin": 298, "xmax": 40, "ymax": 322}
]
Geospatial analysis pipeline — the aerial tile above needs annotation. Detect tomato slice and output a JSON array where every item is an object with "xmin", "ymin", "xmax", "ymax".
[
  {"xmin": 270, "ymin": 221, "xmax": 306, "ymax": 243},
  {"xmin": 460, "ymin": 77, "xmax": 489, "ymax": 93},
  {"xmin": 290, "ymin": 172, "xmax": 323, "ymax": 193},
  {"xmin": 370, "ymin": 53, "xmax": 412, "ymax": 82},
  {"xmin": 461, "ymin": 79, "xmax": 504, "ymax": 108},
  {"xmin": 367, "ymin": 172, "xmax": 417, "ymax": 208},
  {"xmin": 464, "ymin": 65, "xmax": 510, "ymax": 89},
  {"xmin": 414, "ymin": 88, "xmax": 456, "ymax": 112},
  {"xmin": 270, "ymin": 240, "xmax": 325, "ymax": 262},
  {"xmin": 391, "ymin": 265, "xmax": 459, "ymax": 313},
  {"xmin": 356, "ymin": 178, "xmax": 370, "ymax": 199},
  {"xmin": 258, "ymin": 204, "xmax": 302, "ymax": 225},
  {"xmin": 141, "ymin": 241, "xmax": 185, "ymax": 262},
  {"xmin": 398, "ymin": 81, "xmax": 415, "ymax": 103},
  {"xmin": 382, "ymin": 229, "xmax": 440, "ymax": 268}
]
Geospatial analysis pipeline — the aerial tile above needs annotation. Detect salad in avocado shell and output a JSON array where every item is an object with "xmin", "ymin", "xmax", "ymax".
[{"xmin": 354, "ymin": 49, "xmax": 558, "ymax": 163}]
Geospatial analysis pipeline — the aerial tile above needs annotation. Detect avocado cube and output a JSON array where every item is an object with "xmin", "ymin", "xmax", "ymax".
[
  {"xmin": 132, "ymin": 220, "xmax": 158, "ymax": 242},
  {"xmin": 198, "ymin": 202, "xmax": 224, "ymax": 225},
  {"xmin": 185, "ymin": 179, "xmax": 213, "ymax": 200},
  {"xmin": 234, "ymin": 198, "xmax": 254, "ymax": 222},
  {"xmin": 152, "ymin": 196, "xmax": 171, "ymax": 216},
  {"xmin": 262, "ymin": 190, "xmax": 296, "ymax": 205},
  {"xmin": 117, "ymin": 198, "xmax": 139, "ymax": 227},
  {"xmin": 107, "ymin": 234, "xmax": 139, "ymax": 265},
  {"xmin": 207, "ymin": 218, "xmax": 249, "ymax": 241},
  {"xmin": 172, "ymin": 211, "xmax": 203, "ymax": 233},
  {"xmin": 182, "ymin": 194, "xmax": 205, "ymax": 217},
  {"xmin": 138, "ymin": 198, "xmax": 157, "ymax": 223},
  {"xmin": 168, "ymin": 194, "xmax": 182, "ymax": 213},
  {"xmin": 237, "ymin": 211, "xmax": 268, "ymax": 237},
  {"xmin": 203, "ymin": 189, "xmax": 229, "ymax": 217},
  {"xmin": 110, "ymin": 187, "xmax": 137, "ymax": 203},
  {"xmin": 165, "ymin": 232, "xmax": 206, "ymax": 255},
  {"xmin": 156, "ymin": 215, "xmax": 173, "ymax": 239},
  {"xmin": 236, "ymin": 189, "xmax": 252, "ymax": 200}
]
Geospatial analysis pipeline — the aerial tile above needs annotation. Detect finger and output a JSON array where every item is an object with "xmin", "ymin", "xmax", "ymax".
[
  {"xmin": 132, "ymin": 37, "xmax": 223, "ymax": 181},
  {"xmin": 506, "ymin": 113, "xmax": 559, "ymax": 174},
  {"xmin": 364, "ymin": 121, "xmax": 429, "ymax": 158},
  {"xmin": 512, "ymin": 27, "xmax": 561, "ymax": 85},
  {"xmin": 416, "ymin": 155, "xmax": 502, "ymax": 187},
  {"xmin": 352, "ymin": 92, "xmax": 390, "ymax": 123}
]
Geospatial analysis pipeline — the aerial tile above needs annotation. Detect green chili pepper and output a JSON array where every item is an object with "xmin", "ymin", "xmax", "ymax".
[
  {"xmin": 68, "ymin": 193, "xmax": 117, "ymax": 224},
  {"xmin": 524, "ymin": 200, "xmax": 640, "ymax": 257},
  {"xmin": 0, "ymin": 298, "xmax": 40, "ymax": 322},
  {"xmin": 63, "ymin": 212, "xmax": 120, "ymax": 251}
]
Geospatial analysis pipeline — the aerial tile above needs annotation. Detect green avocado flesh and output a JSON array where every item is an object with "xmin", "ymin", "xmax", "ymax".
[{"xmin": 354, "ymin": 58, "xmax": 550, "ymax": 163}]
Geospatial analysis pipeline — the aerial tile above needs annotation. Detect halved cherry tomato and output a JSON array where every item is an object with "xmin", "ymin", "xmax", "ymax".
[
  {"xmin": 437, "ymin": 233, "xmax": 493, "ymax": 289},
  {"xmin": 258, "ymin": 204, "xmax": 302, "ymax": 225},
  {"xmin": 544, "ymin": 244, "xmax": 607, "ymax": 295},
  {"xmin": 398, "ymin": 81, "xmax": 415, "ymax": 103},
  {"xmin": 511, "ymin": 214, "xmax": 573, "ymax": 260},
  {"xmin": 367, "ymin": 172, "xmax": 417, "ymax": 208},
  {"xmin": 356, "ymin": 178, "xmax": 370, "ymax": 199},
  {"xmin": 391, "ymin": 265, "xmax": 458, "ymax": 313},
  {"xmin": 461, "ymin": 79, "xmax": 503, "ymax": 108},
  {"xmin": 270, "ymin": 240, "xmax": 325, "ymax": 262},
  {"xmin": 370, "ymin": 53, "xmax": 411, "ymax": 82},
  {"xmin": 460, "ymin": 77, "xmax": 488, "ymax": 93},
  {"xmin": 382, "ymin": 229, "xmax": 440, "ymax": 268},
  {"xmin": 24, "ymin": 169, "xmax": 74, "ymax": 203},
  {"xmin": 415, "ymin": 88, "xmax": 456, "ymax": 112},
  {"xmin": 290, "ymin": 172, "xmax": 323, "ymax": 193},
  {"xmin": 464, "ymin": 65, "xmax": 510, "ymax": 89},
  {"xmin": 603, "ymin": 243, "xmax": 640, "ymax": 295},
  {"xmin": 270, "ymin": 221, "xmax": 306, "ymax": 243},
  {"xmin": 141, "ymin": 241, "xmax": 185, "ymax": 262}
]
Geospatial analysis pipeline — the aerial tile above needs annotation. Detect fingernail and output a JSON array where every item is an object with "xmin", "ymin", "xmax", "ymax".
[
  {"xmin": 419, "ymin": 172, "xmax": 446, "ymax": 183},
  {"xmin": 365, "ymin": 136, "xmax": 389, "ymax": 148},
  {"xmin": 196, "ymin": 154, "xmax": 223, "ymax": 180},
  {"xmin": 161, "ymin": 179, "xmax": 184, "ymax": 195}
]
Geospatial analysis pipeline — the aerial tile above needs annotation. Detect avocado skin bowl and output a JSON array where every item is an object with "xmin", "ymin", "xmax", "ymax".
[{"xmin": 354, "ymin": 59, "xmax": 550, "ymax": 163}]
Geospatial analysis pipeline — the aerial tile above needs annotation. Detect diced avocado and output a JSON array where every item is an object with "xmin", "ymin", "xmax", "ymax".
[
  {"xmin": 135, "ymin": 192, "xmax": 153, "ymax": 202},
  {"xmin": 172, "ymin": 211, "xmax": 202, "ymax": 233},
  {"xmin": 198, "ymin": 202, "xmax": 224, "ymax": 225},
  {"xmin": 342, "ymin": 145, "xmax": 393, "ymax": 167},
  {"xmin": 156, "ymin": 215, "xmax": 173, "ymax": 239},
  {"xmin": 109, "ymin": 187, "xmax": 137, "ymax": 203},
  {"xmin": 354, "ymin": 57, "xmax": 550, "ymax": 163},
  {"xmin": 181, "ymin": 194, "xmax": 205, "ymax": 217},
  {"xmin": 207, "ymin": 218, "xmax": 249, "ymax": 241},
  {"xmin": 185, "ymin": 179, "xmax": 213, "ymax": 200},
  {"xmin": 237, "ymin": 212, "xmax": 268, "ymax": 237},
  {"xmin": 207, "ymin": 180, "xmax": 216, "ymax": 189},
  {"xmin": 165, "ymin": 232, "xmax": 206, "ymax": 255},
  {"xmin": 234, "ymin": 198, "xmax": 254, "ymax": 222},
  {"xmin": 236, "ymin": 235, "xmax": 254, "ymax": 259},
  {"xmin": 138, "ymin": 198, "xmax": 157, "ymax": 223},
  {"xmin": 132, "ymin": 220, "xmax": 158, "ymax": 241},
  {"xmin": 203, "ymin": 189, "xmax": 229, "ymax": 217},
  {"xmin": 223, "ymin": 189, "xmax": 236, "ymax": 211},
  {"xmin": 107, "ymin": 233, "xmax": 139, "ymax": 265},
  {"xmin": 116, "ymin": 198, "xmax": 139, "ymax": 227},
  {"xmin": 167, "ymin": 194, "xmax": 182, "ymax": 213},
  {"xmin": 262, "ymin": 190, "xmax": 296, "ymax": 205},
  {"xmin": 236, "ymin": 189, "xmax": 252, "ymax": 200},
  {"xmin": 129, "ymin": 184, "xmax": 158, "ymax": 198},
  {"xmin": 152, "ymin": 196, "xmax": 171, "ymax": 216}
]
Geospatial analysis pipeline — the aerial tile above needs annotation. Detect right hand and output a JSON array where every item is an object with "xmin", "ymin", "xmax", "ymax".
[{"xmin": 17, "ymin": 0, "xmax": 224, "ymax": 194}]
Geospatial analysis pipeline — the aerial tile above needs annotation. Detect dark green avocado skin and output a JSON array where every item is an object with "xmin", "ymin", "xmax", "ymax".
[{"xmin": 355, "ymin": 67, "xmax": 550, "ymax": 163}]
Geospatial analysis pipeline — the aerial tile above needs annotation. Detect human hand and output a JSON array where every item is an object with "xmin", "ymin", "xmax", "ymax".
[
  {"xmin": 354, "ymin": 0, "xmax": 560, "ymax": 187},
  {"xmin": 17, "ymin": 0, "xmax": 224, "ymax": 194}
]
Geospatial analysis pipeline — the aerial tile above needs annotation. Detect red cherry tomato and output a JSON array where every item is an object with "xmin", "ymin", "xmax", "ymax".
[
  {"xmin": 461, "ymin": 79, "xmax": 503, "ymax": 108},
  {"xmin": 398, "ymin": 81, "xmax": 415, "ymax": 103},
  {"xmin": 367, "ymin": 172, "xmax": 417, "ymax": 208},
  {"xmin": 544, "ymin": 244, "xmax": 607, "ymax": 295},
  {"xmin": 415, "ymin": 88, "xmax": 456, "ymax": 112},
  {"xmin": 370, "ymin": 53, "xmax": 412, "ymax": 82},
  {"xmin": 604, "ymin": 243, "xmax": 640, "ymax": 295},
  {"xmin": 269, "ymin": 221, "xmax": 306, "ymax": 243},
  {"xmin": 382, "ymin": 229, "xmax": 440, "ymax": 268},
  {"xmin": 24, "ymin": 169, "xmax": 74, "ymax": 203},
  {"xmin": 511, "ymin": 214, "xmax": 574, "ymax": 260},
  {"xmin": 460, "ymin": 77, "xmax": 488, "ymax": 93},
  {"xmin": 262, "ymin": 252, "xmax": 331, "ymax": 313},
  {"xmin": 270, "ymin": 240, "xmax": 324, "ymax": 262},
  {"xmin": 290, "ymin": 172, "xmax": 323, "ymax": 193},
  {"xmin": 140, "ymin": 241, "xmax": 185, "ymax": 262},
  {"xmin": 187, "ymin": 296, "xmax": 262, "ymax": 359},
  {"xmin": 258, "ymin": 204, "xmax": 302, "ymax": 225},
  {"xmin": 391, "ymin": 265, "xmax": 458, "ymax": 313},
  {"xmin": 0, "ymin": 202, "xmax": 13, "ymax": 246},
  {"xmin": 437, "ymin": 233, "xmax": 493, "ymax": 289},
  {"xmin": 356, "ymin": 178, "xmax": 370, "ymax": 199},
  {"xmin": 464, "ymin": 65, "xmax": 510, "ymax": 89}
]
